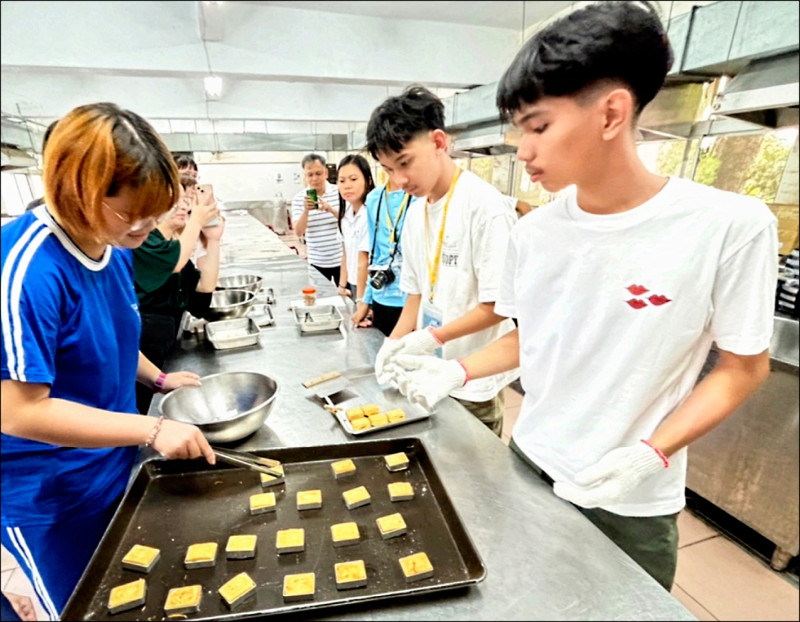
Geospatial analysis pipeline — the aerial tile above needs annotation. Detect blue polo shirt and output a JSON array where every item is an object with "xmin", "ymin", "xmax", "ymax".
[{"xmin": 1, "ymin": 207, "xmax": 139, "ymax": 525}]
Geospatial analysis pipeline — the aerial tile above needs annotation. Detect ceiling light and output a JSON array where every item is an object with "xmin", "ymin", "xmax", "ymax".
[{"xmin": 204, "ymin": 76, "xmax": 223, "ymax": 100}]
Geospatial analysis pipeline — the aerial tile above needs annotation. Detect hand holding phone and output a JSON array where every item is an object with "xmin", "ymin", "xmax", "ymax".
[{"xmin": 305, "ymin": 188, "xmax": 319, "ymax": 209}]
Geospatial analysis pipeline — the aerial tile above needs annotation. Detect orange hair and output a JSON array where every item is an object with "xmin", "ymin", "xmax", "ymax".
[{"xmin": 43, "ymin": 102, "xmax": 179, "ymax": 244}]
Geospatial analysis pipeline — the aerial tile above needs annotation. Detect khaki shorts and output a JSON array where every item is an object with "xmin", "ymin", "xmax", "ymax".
[
  {"xmin": 509, "ymin": 438, "xmax": 679, "ymax": 591},
  {"xmin": 454, "ymin": 391, "xmax": 505, "ymax": 437}
]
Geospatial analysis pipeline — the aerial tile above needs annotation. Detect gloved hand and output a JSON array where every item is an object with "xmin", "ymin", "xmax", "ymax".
[
  {"xmin": 395, "ymin": 327, "xmax": 443, "ymax": 357},
  {"xmin": 553, "ymin": 441, "xmax": 668, "ymax": 509},
  {"xmin": 391, "ymin": 354, "xmax": 467, "ymax": 411},
  {"xmin": 375, "ymin": 337, "xmax": 403, "ymax": 385}
]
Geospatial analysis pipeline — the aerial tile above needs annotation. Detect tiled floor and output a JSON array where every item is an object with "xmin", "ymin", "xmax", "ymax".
[{"xmin": 500, "ymin": 385, "xmax": 800, "ymax": 622}]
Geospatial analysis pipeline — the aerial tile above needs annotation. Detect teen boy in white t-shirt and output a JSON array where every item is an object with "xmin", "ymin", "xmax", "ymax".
[
  {"xmin": 365, "ymin": 85, "xmax": 519, "ymax": 436},
  {"xmin": 387, "ymin": 1, "xmax": 777, "ymax": 591}
]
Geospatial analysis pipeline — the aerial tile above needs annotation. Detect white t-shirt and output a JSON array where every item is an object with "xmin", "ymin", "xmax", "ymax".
[
  {"xmin": 495, "ymin": 177, "xmax": 778, "ymax": 516},
  {"xmin": 341, "ymin": 202, "xmax": 368, "ymax": 287},
  {"xmin": 291, "ymin": 181, "xmax": 342, "ymax": 268},
  {"xmin": 400, "ymin": 169, "xmax": 519, "ymax": 402}
]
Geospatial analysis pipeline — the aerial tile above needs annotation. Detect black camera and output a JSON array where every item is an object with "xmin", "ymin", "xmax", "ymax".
[{"xmin": 368, "ymin": 265, "xmax": 395, "ymax": 290}]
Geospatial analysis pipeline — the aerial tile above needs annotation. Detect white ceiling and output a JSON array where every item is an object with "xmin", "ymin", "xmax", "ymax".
[{"xmin": 0, "ymin": 0, "xmax": 576, "ymax": 146}]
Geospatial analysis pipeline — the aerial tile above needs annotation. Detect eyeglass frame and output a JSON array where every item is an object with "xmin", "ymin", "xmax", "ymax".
[{"xmin": 102, "ymin": 201, "xmax": 165, "ymax": 232}]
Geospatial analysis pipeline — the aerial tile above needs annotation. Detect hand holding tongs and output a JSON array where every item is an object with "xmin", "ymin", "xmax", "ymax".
[{"xmin": 212, "ymin": 446, "xmax": 283, "ymax": 478}]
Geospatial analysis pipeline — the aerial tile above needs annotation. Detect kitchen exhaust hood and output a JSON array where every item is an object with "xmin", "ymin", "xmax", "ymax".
[
  {"xmin": 1, "ymin": 145, "xmax": 38, "ymax": 171},
  {"xmin": 712, "ymin": 52, "xmax": 799, "ymax": 129},
  {"xmin": 451, "ymin": 123, "xmax": 520, "ymax": 156}
]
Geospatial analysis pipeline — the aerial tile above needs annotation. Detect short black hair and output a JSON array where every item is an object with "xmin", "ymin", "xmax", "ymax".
[
  {"xmin": 496, "ymin": 1, "xmax": 673, "ymax": 120},
  {"xmin": 336, "ymin": 153, "xmax": 375, "ymax": 233},
  {"xmin": 301, "ymin": 153, "xmax": 326, "ymax": 168},
  {"xmin": 174, "ymin": 154, "xmax": 198, "ymax": 172},
  {"xmin": 366, "ymin": 85, "xmax": 445, "ymax": 159}
]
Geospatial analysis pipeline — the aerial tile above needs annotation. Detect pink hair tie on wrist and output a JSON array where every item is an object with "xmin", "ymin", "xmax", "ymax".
[
  {"xmin": 154, "ymin": 372, "xmax": 167, "ymax": 391},
  {"xmin": 641, "ymin": 439, "xmax": 669, "ymax": 468}
]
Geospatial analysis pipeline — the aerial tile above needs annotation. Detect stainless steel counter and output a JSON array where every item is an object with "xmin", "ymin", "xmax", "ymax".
[{"xmin": 142, "ymin": 213, "xmax": 694, "ymax": 621}]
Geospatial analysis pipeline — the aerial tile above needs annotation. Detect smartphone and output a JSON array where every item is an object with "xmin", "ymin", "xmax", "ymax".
[
  {"xmin": 197, "ymin": 184, "xmax": 220, "ymax": 226},
  {"xmin": 306, "ymin": 188, "xmax": 319, "ymax": 208}
]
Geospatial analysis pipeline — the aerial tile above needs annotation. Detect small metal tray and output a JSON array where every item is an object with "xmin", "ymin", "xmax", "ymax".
[
  {"xmin": 293, "ymin": 304, "xmax": 343, "ymax": 333},
  {"xmin": 205, "ymin": 317, "xmax": 261, "ymax": 350},
  {"xmin": 331, "ymin": 396, "xmax": 431, "ymax": 437},
  {"xmin": 62, "ymin": 438, "xmax": 485, "ymax": 621},
  {"xmin": 247, "ymin": 303, "xmax": 275, "ymax": 327}
]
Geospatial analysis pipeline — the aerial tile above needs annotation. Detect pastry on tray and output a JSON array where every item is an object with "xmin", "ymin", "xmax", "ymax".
[
  {"xmin": 283, "ymin": 571, "xmax": 315, "ymax": 602},
  {"xmin": 276, "ymin": 527, "xmax": 305, "ymax": 554},
  {"xmin": 107, "ymin": 577, "xmax": 146, "ymax": 614},
  {"xmin": 384, "ymin": 451, "xmax": 410, "ymax": 472},
  {"xmin": 345, "ymin": 407, "xmax": 365, "ymax": 421},
  {"xmin": 376, "ymin": 512, "xmax": 407, "ymax": 539},
  {"xmin": 121, "ymin": 544, "xmax": 160, "ymax": 573},
  {"xmin": 164, "ymin": 584, "xmax": 202, "ymax": 615},
  {"xmin": 260, "ymin": 464, "xmax": 285, "ymax": 488},
  {"xmin": 368, "ymin": 413, "xmax": 389, "ymax": 427},
  {"xmin": 184, "ymin": 542, "xmax": 218, "ymax": 569},
  {"xmin": 388, "ymin": 481, "xmax": 415, "ymax": 502},
  {"xmin": 386, "ymin": 408, "xmax": 406, "ymax": 423},
  {"xmin": 349, "ymin": 416, "xmax": 371, "ymax": 432},
  {"xmin": 398, "ymin": 551, "xmax": 434, "ymax": 583},
  {"xmin": 330, "ymin": 458, "xmax": 357, "ymax": 479},
  {"xmin": 218, "ymin": 572, "xmax": 256, "ymax": 608},
  {"xmin": 226, "ymin": 534, "xmax": 257, "ymax": 559},
  {"xmin": 250, "ymin": 491, "xmax": 277, "ymax": 515},
  {"xmin": 361, "ymin": 403, "xmax": 380, "ymax": 416},
  {"xmin": 330, "ymin": 521, "xmax": 361, "ymax": 547},
  {"xmin": 342, "ymin": 485, "xmax": 371, "ymax": 510},
  {"xmin": 334, "ymin": 559, "xmax": 367, "ymax": 590},
  {"xmin": 296, "ymin": 489, "xmax": 323, "ymax": 510}
]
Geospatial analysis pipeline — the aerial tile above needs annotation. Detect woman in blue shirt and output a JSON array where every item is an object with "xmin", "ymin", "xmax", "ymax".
[{"xmin": 0, "ymin": 102, "xmax": 215, "ymax": 619}]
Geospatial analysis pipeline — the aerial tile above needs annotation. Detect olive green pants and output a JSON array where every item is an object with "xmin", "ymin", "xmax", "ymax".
[
  {"xmin": 509, "ymin": 438, "xmax": 679, "ymax": 591},
  {"xmin": 454, "ymin": 391, "xmax": 504, "ymax": 437}
]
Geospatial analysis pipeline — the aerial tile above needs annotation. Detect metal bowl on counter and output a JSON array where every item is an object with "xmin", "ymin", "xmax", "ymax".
[
  {"xmin": 204, "ymin": 289, "xmax": 256, "ymax": 321},
  {"xmin": 216, "ymin": 273, "xmax": 263, "ymax": 294},
  {"xmin": 159, "ymin": 371, "xmax": 278, "ymax": 443}
]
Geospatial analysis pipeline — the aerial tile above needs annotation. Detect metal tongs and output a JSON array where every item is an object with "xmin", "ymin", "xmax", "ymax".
[{"xmin": 212, "ymin": 446, "xmax": 283, "ymax": 478}]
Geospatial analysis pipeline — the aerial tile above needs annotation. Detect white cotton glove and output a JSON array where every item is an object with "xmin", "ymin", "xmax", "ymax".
[
  {"xmin": 391, "ymin": 354, "xmax": 467, "ymax": 411},
  {"xmin": 395, "ymin": 327, "xmax": 442, "ymax": 357},
  {"xmin": 553, "ymin": 441, "xmax": 668, "ymax": 509},
  {"xmin": 375, "ymin": 338, "xmax": 404, "ymax": 385}
]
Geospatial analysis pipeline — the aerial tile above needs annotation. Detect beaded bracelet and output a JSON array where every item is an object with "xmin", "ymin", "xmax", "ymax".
[
  {"xmin": 145, "ymin": 416, "xmax": 165, "ymax": 448},
  {"xmin": 154, "ymin": 371, "xmax": 167, "ymax": 391}
]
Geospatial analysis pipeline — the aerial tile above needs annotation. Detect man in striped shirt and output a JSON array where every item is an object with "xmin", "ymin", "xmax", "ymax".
[{"xmin": 291, "ymin": 154, "xmax": 343, "ymax": 284}]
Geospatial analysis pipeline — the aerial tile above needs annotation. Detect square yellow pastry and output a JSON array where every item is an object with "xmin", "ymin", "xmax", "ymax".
[
  {"xmin": 330, "ymin": 521, "xmax": 360, "ymax": 547},
  {"xmin": 335, "ymin": 559, "xmax": 367, "ymax": 590},
  {"xmin": 386, "ymin": 408, "xmax": 406, "ymax": 423},
  {"xmin": 218, "ymin": 572, "xmax": 256, "ymax": 608},
  {"xmin": 330, "ymin": 458, "xmax": 357, "ymax": 479},
  {"xmin": 361, "ymin": 403, "xmax": 380, "ymax": 416},
  {"xmin": 184, "ymin": 542, "xmax": 218, "ymax": 569},
  {"xmin": 121, "ymin": 544, "xmax": 161, "ymax": 573},
  {"xmin": 388, "ymin": 481, "xmax": 415, "ymax": 502},
  {"xmin": 349, "ymin": 417, "xmax": 371, "ymax": 432},
  {"xmin": 260, "ymin": 464, "xmax": 285, "ymax": 488},
  {"xmin": 342, "ymin": 485, "xmax": 371, "ymax": 510},
  {"xmin": 283, "ymin": 572, "xmax": 315, "ymax": 602},
  {"xmin": 376, "ymin": 512, "xmax": 407, "ymax": 539},
  {"xmin": 384, "ymin": 451, "xmax": 410, "ymax": 472},
  {"xmin": 368, "ymin": 413, "xmax": 389, "ymax": 427},
  {"xmin": 226, "ymin": 534, "xmax": 257, "ymax": 559},
  {"xmin": 297, "ymin": 489, "xmax": 323, "ymax": 510},
  {"xmin": 345, "ymin": 407, "xmax": 365, "ymax": 421},
  {"xmin": 399, "ymin": 551, "xmax": 434, "ymax": 583},
  {"xmin": 250, "ymin": 492, "xmax": 277, "ymax": 515},
  {"xmin": 164, "ymin": 584, "xmax": 202, "ymax": 615},
  {"xmin": 276, "ymin": 527, "xmax": 305, "ymax": 554},
  {"xmin": 108, "ymin": 577, "xmax": 146, "ymax": 614}
]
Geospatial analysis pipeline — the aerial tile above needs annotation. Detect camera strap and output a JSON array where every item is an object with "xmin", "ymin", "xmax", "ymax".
[{"xmin": 370, "ymin": 187, "xmax": 409, "ymax": 268}]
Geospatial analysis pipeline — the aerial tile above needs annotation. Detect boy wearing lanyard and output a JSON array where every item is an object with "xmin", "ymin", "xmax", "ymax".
[{"xmin": 366, "ymin": 85, "xmax": 519, "ymax": 436}]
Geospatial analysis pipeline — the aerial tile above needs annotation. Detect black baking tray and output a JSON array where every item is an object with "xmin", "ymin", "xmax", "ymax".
[{"xmin": 62, "ymin": 437, "xmax": 485, "ymax": 620}]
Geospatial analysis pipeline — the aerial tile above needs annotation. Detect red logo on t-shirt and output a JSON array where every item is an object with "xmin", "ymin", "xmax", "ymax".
[
  {"xmin": 625, "ymin": 285, "xmax": 671, "ymax": 309},
  {"xmin": 626, "ymin": 298, "xmax": 648, "ymax": 309},
  {"xmin": 648, "ymin": 294, "xmax": 671, "ymax": 306},
  {"xmin": 627, "ymin": 284, "xmax": 649, "ymax": 295}
]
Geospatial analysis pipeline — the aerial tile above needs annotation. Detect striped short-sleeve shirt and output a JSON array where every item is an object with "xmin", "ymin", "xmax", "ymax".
[{"xmin": 291, "ymin": 181, "xmax": 343, "ymax": 268}]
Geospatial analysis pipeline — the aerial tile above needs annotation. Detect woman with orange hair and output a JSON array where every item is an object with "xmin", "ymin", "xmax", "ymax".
[{"xmin": 0, "ymin": 102, "xmax": 216, "ymax": 618}]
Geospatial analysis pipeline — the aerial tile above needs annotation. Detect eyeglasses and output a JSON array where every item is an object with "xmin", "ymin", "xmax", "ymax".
[{"xmin": 102, "ymin": 202, "xmax": 159, "ymax": 232}]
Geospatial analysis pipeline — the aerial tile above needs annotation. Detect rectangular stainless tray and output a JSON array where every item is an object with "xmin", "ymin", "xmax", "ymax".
[
  {"xmin": 62, "ymin": 438, "xmax": 485, "ymax": 621},
  {"xmin": 205, "ymin": 317, "xmax": 261, "ymax": 350},
  {"xmin": 332, "ymin": 396, "xmax": 431, "ymax": 437},
  {"xmin": 293, "ymin": 304, "xmax": 343, "ymax": 333},
  {"xmin": 247, "ymin": 303, "xmax": 275, "ymax": 327}
]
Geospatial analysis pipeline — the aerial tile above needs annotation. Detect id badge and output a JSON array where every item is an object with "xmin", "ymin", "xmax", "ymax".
[{"xmin": 421, "ymin": 301, "xmax": 444, "ymax": 358}]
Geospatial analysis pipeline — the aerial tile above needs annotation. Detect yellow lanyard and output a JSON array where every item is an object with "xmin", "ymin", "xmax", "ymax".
[
  {"xmin": 424, "ymin": 168, "xmax": 461, "ymax": 304},
  {"xmin": 385, "ymin": 190, "xmax": 410, "ymax": 250}
]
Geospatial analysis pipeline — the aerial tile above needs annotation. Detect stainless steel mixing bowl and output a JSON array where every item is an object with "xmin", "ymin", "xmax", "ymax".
[
  {"xmin": 204, "ymin": 289, "xmax": 256, "ymax": 321},
  {"xmin": 216, "ymin": 274, "xmax": 263, "ymax": 294},
  {"xmin": 158, "ymin": 371, "xmax": 278, "ymax": 443}
]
